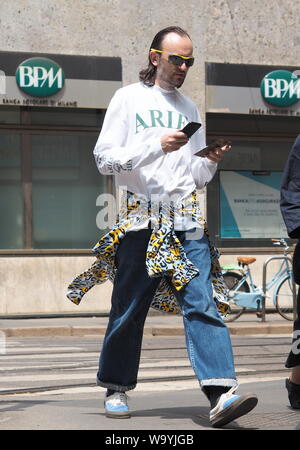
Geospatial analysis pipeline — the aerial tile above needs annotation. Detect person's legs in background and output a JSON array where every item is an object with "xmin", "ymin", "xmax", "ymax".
[
  {"xmin": 285, "ymin": 287, "xmax": 300, "ymax": 409},
  {"xmin": 286, "ymin": 241, "xmax": 300, "ymax": 408}
]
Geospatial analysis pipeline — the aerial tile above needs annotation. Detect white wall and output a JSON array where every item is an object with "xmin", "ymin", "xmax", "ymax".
[{"xmin": 1, "ymin": 0, "xmax": 299, "ymax": 117}]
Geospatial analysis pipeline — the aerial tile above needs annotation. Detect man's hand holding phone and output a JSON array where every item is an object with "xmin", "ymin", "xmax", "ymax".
[
  {"xmin": 161, "ymin": 122, "xmax": 201, "ymax": 154},
  {"xmin": 161, "ymin": 130, "xmax": 189, "ymax": 153},
  {"xmin": 195, "ymin": 137, "xmax": 232, "ymax": 163}
]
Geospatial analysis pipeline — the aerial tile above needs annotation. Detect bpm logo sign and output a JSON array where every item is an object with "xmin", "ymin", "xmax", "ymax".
[
  {"xmin": 15, "ymin": 57, "xmax": 65, "ymax": 97},
  {"xmin": 260, "ymin": 70, "xmax": 300, "ymax": 107}
]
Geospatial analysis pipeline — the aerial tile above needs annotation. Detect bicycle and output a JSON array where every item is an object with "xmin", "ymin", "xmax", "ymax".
[{"xmin": 221, "ymin": 238, "xmax": 296, "ymax": 322}]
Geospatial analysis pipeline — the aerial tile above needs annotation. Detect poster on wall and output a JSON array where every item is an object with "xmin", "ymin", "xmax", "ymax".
[{"xmin": 220, "ymin": 171, "xmax": 288, "ymax": 239}]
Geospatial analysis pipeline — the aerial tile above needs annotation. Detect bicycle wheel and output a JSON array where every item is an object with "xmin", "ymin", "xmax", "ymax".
[
  {"xmin": 222, "ymin": 271, "xmax": 250, "ymax": 322},
  {"xmin": 274, "ymin": 275, "xmax": 295, "ymax": 321}
]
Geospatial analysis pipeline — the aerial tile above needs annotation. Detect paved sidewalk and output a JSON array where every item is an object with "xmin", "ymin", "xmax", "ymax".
[
  {"xmin": 0, "ymin": 311, "xmax": 294, "ymax": 337},
  {"xmin": 0, "ymin": 379, "xmax": 299, "ymax": 430}
]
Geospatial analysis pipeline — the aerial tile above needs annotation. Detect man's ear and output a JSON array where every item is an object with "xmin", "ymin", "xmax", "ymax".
[{"xmin": 149, "ymin": 50, "xmax": 159, "ymax": 67}]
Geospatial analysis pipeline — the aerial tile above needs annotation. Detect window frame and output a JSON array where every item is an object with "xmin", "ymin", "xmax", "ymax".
[
  {"xmin": 206, "ymin": 125, "xmax": 297, "ymax": 249},
  {"xmin": 0, "ymin": 107, "xmax": 111, "ymax": 254}
]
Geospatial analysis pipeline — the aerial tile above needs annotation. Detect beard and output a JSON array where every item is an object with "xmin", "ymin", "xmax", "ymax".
[
  {"xmin": 155, "ymin": 65, "xmax": 187, "ymax": 90},
  {"xmin": 175, "ymin": 78, "xmax": 184, "ymax": 88},
  {"xmin": 173, "ymin": 72, "xmax": 186, "ymax": 88}
]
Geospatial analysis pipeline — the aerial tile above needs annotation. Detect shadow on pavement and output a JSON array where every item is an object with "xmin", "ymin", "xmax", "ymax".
[
  {"xmin": 109, "ymin": 406, "xmax": 258, "ymax": 430},
  {"xmin": 0, "ymin": 399, "xmax": 50, "ymax": 413}
]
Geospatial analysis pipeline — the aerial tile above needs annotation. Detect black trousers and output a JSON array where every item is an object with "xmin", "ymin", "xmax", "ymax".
[{"xmin": 286, "ymin": 241, "xmax": 300, "ymax": 368}]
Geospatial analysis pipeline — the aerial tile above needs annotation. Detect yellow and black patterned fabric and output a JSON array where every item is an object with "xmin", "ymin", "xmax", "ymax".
[{"xmin": 67, "ymin": 190, "xmax": 229, "ymax": 316}]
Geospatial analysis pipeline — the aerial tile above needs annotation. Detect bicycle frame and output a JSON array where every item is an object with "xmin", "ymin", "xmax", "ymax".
[
  {"xmin": 222, "ymin": 238, "xmax": 297, "ymax": 321},
  {"xmin": 265, "ymin": 257, "xmax": 292, "ymax": 295},
  {"xmin": 222, "ymin": 267, "xmax": 260, "ymax": 309},
  {"xmin": 223, "ymin": 256, "xmax": 294, "ymax": 314}
]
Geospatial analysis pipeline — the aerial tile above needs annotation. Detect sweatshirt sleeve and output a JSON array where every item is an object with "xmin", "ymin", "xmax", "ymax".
[
  {"xmin": 188, "ymin": 113, "xmax": 218, "ymax": 189},
  {"xmin": 93, "ymin": 88, "xmax": 164, "ymax": 175},
  {"xmin": 190, "ymin": 156, "xmax": 218, "ymax": 189}
]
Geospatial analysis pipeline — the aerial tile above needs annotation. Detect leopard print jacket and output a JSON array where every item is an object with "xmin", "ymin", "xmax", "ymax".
[{"xmin": 67, "ymin": 190, "xmax": 229, "ymax": 316}]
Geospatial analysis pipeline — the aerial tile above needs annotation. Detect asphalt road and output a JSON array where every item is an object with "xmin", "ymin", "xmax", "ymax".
[{"xmin": 0, "ymin": 334, "xmax": 299, "ymax": 430}]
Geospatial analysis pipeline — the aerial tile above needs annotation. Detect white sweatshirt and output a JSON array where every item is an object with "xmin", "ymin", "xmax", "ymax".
[{"xmin": 93, "ymin": 82, "xmax": 217, "ymax": 230}]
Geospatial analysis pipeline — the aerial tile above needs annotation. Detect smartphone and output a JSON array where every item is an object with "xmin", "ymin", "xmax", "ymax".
[
  {"xmin": 194, "ymin": 146, "xmax": 211, "ymax": 157},
  {"xmin": 180, "ymin": 121, "xmax": 201, "ymax": 138},
  {"xmin": 195, "ymin": 138, "xmax": 232, "ymax": 157}
]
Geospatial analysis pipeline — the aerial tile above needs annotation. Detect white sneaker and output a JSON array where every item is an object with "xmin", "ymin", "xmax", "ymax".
[
  {"xmin": 209, "ymin": 386, "xmax": 258, "ymax": 427},
  {"xmin": 104, "ymin": 392, "xmax": 131, "ymax": 418}
]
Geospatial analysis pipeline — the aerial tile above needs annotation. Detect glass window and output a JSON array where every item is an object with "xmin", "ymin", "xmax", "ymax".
[
  {"xmin": 0, "ymin": 106, "xmax": 108, "ymax": 251},
  {"xmin": 206, "ymin": 113, "xmax": 297, "ymax": 247},
  {"xmin": 218, "ymin": 140, "xmax": 293, "ymax": 171},
  {"xmin": 32, "ymin": 133, "xmax": 107, "ymax": 249},
  {"xmin": 0, "ymin": 133, "xmax": 23, "ymax": 248},
  {"xmin": 220, "ymin": 170, "xmax": 287, "ymax": 239}
]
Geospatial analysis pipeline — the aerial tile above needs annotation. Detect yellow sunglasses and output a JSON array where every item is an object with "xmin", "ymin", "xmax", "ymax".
[{"xmin": 151, "ymin": 48, "xmax": 195, "ymax": 67}]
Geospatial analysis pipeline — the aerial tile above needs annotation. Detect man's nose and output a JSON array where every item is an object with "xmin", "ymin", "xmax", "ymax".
[{"xmin": 179, "ymin": 62, "xmax": 189, "ymax": 71}]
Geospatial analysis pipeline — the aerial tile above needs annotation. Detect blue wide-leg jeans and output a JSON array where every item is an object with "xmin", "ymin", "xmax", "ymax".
[{"xmin": 97, "ymin": 229, "xmax": 237, "ymax": 391}]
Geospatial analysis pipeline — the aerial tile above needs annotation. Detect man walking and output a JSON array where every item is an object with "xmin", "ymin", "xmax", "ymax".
[{"xmin": 68, "ymin": 26, "xmax": 258, "ymax": 428}]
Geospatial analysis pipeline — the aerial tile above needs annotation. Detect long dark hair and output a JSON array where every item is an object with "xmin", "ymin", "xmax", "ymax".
[{"xmin": 139, "ymin": 26, "xmax": 191, "ymax": 86}]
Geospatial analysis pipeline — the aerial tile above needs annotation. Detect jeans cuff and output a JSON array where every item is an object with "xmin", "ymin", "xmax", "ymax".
[
  {"xmin": 96, "ymin": 377, "xmax": 136, "ymax": 392},
  {"xmin": 199, "ymin": 378, "xmax": 238, "ymax": 388}
]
